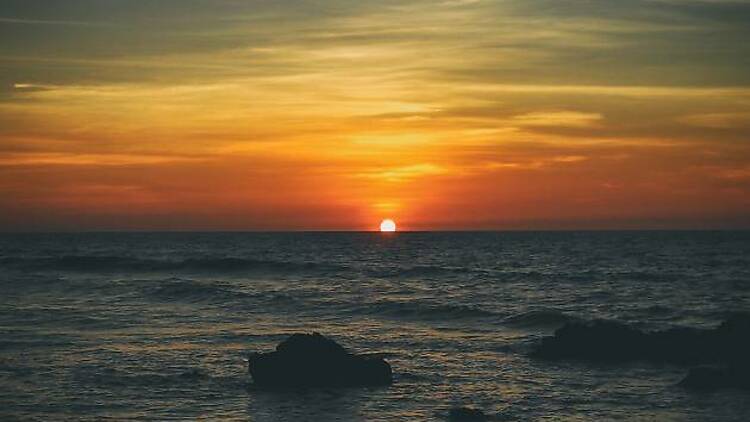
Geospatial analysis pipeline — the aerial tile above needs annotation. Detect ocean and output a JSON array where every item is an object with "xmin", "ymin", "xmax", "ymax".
[{"xmin": 1, "ymin": 231, "xmax": 749, "ymax": 421}]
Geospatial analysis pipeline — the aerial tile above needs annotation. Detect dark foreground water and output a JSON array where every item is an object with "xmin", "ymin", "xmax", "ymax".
[{"xmin": 1, "ymin": 231, "xmax": 749, "ymax": 421}]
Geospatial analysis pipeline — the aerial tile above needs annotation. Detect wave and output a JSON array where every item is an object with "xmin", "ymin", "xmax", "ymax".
[
  {"xmin": 146, "ymin": 280, "xmax": 246, "ymax": 303},
  {"xmin": 0, "ymin": 338, "xmax": 76, "ymax": 351},
  {"xmin": 503, "ymin": 309, "xmax": 576, "ymax": 328},
  {"xmin": 365, "ymin": 265, "xmax": 488, "ymax": 279},
  {"xmin": 145, "ymin": 279, "xmax": 298, "ymax": 306},
  {"xmin": 0, "ymin": 255, "xmax": 345, "ymax": 275},
  {"xmin": 642, "ymin": 304, "xmax": 674, "ymax": 315},
  {"xmin": 72, "ymin": 366, "xmax": 215, "ymax": 388},
  {"xmin": 353, "ymin": 299, "xmax": 501, "ymax": 321},
  {"xmin": 1, "ymin": 305, "xmax": 132, "ymax": 330}
]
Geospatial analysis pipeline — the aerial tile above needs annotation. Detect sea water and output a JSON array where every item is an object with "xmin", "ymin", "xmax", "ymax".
[{"xmin": 1, "ymin": 231, "xmax": 749, "ymax": 420}]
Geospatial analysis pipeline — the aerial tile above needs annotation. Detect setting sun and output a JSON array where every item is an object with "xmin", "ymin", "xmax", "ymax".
[{"xmin": 380, "ymin": 219, "xmax": 397, "ymax": 232}]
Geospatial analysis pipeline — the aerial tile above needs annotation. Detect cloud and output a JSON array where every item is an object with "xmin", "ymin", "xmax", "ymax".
[
  {"xmin": 9, "ymin": 82, "xmax": 54, "ymax": 94},
  {"xmin": 511, "ymin": 111, "xmax": 603, "ymax": 128},
  {"xmin": 466, "ymin": 84, "xmax": 750, "ymax": 98},
  {"xmin": 479, "ymin": 155, "xmax": 588, "ymax": 172},
  {"xmin": 678, "ymin": 112, "xmax": 750, "ymax": 129},
  {"xmin": 0, "ymin": 152, "xmax": 202, "ymax": 167},
  {"xmin": 0, "ymin": 17, "xmax": 116, "ymax": 27},
  {"xmin": 355, "ymin": 163, "xmax": 447, "ymax": 182}
]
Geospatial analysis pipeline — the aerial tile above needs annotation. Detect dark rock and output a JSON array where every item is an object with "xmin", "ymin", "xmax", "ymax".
[
  {"xmin": 248, "ymin": 332, "xmax": 392, "ymax": 388},
  {"xmin": 448, "ymin": 406, "xmax": 487, "ymax": 421},
  {"xmin": 532, "ymin": 319, "xmax": 649, "ymax": 362},
  {"xmin": 532, "ymin": 313, "xmax": 750, "ymax": 365},
  {"xmin": 679, "ymin": 365, "xmax": 750, "ymax": 391}
]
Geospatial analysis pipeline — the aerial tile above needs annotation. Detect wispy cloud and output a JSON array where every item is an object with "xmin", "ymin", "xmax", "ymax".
[
  {"xmin": 0, "ymin": 17, "xmax": 117, "ymax": 27},
  {"xmin": 512, "ymin": 111, "xmax": 603, "ymax": 128},
  {"xmin": 678, "ymin": 112, "xmax": 750, "ymax": 129},
  {"xmin": 0, "ymin": 153, "xmax": 203, "ymax": 167},
  {"xmin": 356, "ymin": 163, "xmax": 447, "ymax": 182}
]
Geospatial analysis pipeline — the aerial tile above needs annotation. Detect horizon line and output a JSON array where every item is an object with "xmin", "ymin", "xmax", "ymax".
[{"xmin": 2, "ymin": 228, "xmax": 749, "ymax": 235}]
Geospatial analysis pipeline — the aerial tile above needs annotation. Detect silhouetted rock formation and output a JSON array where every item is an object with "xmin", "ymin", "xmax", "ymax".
[
  {"xmin": 248, "ymin": 332, "xmax": 392, "ymax": 388},
  {"xmin": 532, "ymin": 314, "xmax": 750, "ymax": 365},
  {"xmin": 679, "ymin": 365, "xmax": 750, "ymax": 391},
  {"xmin": 448, "ymin": 406, "xmax": 487, "ymax": 421}
]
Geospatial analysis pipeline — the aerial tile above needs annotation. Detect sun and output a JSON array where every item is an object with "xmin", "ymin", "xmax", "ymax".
[{"xmin": 379, "ymin": 219, "xmax": 397, "ymax": 232}]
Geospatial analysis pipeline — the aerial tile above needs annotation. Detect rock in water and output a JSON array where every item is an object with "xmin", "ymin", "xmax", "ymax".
[
  {"xmin": 531, "ymin": 319, "xmax": 650, "ymax": 362},
  {"xmin": 248, "ymin": 332, "xmax": 392, "ymax": 388},
  {"xmin": 531, "ymin": 313, "xmax": 750, "ymax": 365}
]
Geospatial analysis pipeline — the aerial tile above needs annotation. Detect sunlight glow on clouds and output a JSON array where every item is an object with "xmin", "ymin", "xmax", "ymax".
[
  {"xmin": 511, "ymin": 111, "xmax": 603, "ymax": 128},
  {"xmin": 1, "ymin": 0, "xmax": 749, "ymax": 230}
]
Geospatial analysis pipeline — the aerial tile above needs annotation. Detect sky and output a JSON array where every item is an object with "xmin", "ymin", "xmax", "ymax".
[{"xmin": 1, "ymin": 0, "xmax": 749, "ymax": 231}]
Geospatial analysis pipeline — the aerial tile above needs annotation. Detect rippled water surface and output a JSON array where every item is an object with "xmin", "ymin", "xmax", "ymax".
[{"xmin": 2, "ymin": 231, "xmax": 749, "ymax": 420}]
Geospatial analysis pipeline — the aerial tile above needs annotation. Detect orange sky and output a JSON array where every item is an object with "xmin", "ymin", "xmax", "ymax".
[{"xmin": 1, "ymin": 1, "xmax": 749, "ymax": 230}]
